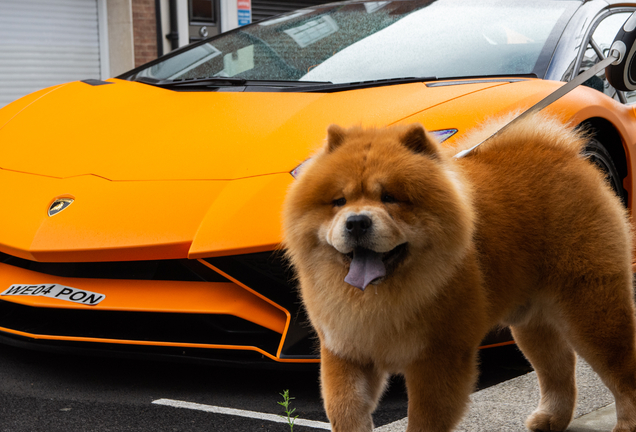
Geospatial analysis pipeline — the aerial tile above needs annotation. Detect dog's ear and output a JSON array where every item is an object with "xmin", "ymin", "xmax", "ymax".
[
  {"xmin": 327, "ymin": 125, "xmax": 347, "ymax": 152},
  {"xmin": 401, "ymin": 124, "xmax": 438, "ymax": 157}
]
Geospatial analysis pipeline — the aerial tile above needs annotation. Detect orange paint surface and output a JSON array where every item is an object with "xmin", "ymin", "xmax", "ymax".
[
  {"xmin": 4, "ymin": 78, "xmax": 634, "ymax": 261},
  {"xmin": 0, "ymin": 262, "xmax": 287, "ymax": 334}
]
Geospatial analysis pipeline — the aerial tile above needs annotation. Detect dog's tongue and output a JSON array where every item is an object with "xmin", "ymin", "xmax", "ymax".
[{"xmin": 344, "ymin": 248, "xmax": 386, "ymax": 291}]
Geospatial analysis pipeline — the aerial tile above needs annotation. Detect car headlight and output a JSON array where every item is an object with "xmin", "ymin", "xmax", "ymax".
[
  {"xmin": 429, "ymin": 128, "xmax": 458, "ymax": 143},
  {"xmin": 290, "ymin": 159, "xmax": 309, "ymax": 179}
]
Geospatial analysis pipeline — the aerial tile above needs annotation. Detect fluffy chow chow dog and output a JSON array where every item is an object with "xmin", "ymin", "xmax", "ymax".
[{"xmin": 282, "ymin": 114, "xmax": 636, "ymax": 432}]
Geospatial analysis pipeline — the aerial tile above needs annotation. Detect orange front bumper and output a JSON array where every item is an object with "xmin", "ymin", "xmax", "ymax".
[{"xmin": 0, "ymin": 258, "xmax": 318, "ymax": 365}]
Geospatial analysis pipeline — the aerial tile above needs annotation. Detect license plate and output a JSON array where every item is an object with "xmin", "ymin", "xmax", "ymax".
[{"xmin": 1, "ymin": 284, "xmax": 105, "ymax": 306}]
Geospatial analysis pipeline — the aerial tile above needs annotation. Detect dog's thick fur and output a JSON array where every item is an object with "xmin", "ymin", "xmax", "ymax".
[{"xmin": 282, "ymin": 114, "xmax": 636, "ymax": 432}]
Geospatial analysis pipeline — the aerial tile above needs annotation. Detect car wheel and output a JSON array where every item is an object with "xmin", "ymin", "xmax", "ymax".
[{"xmin": 582, "ymin": 139, "xmax": 626, "ymax": 205}]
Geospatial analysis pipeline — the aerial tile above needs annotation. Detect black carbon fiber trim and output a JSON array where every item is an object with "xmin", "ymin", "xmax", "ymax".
[
  {"xmin": 81, "ymin": 79, "xmax": 113, "ymax": 86},
  {"xmin": 0, "ymin": 300, "xmax": 280, "ymax": 355},
  {"xmin": 205, "ymin": 251, "xmax": 295, "ymax": 307},
  {"xmin": 204, "ymin": 251, "xmax": 319, "ymax": 359},
  {"xmin": 0, "ymin": 331, "xmax": 317, "ymax": 369},
  {"xmin": 0, "ymin": 252, "xmax": 229, "ymax": 282}
]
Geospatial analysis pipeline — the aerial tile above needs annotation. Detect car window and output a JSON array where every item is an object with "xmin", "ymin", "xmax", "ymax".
[
  {"xmin": 126, "ymin": 0, "xmax": 576, "ymax": 84},
  {"xmin": 581, "ymin": 11, "xmax": 636, "ymax": 104}
]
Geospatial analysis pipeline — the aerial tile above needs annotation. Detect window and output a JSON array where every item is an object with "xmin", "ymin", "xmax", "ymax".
[
  {"xmin": 190, "ymin": 0, "xmax": 216, "ymax": 23},
  {"xmin": 129, "ymin": 0, "xmax": 574, "ymax": 83},
  {"xmin": 580, "ymin": 11, "xmax": 636, "ymax": 104}
]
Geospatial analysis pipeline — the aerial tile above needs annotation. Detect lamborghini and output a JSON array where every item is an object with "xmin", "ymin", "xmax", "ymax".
[{"xmin": 1, "ymin": 0, "xmax": 636, "ymax": 367}]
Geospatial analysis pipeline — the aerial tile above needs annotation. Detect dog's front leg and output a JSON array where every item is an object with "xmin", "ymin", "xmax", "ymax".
[
  {"xmin": 320, "ymin": 345, "xmax": 388, "ymax": 432},
  {"xmin": 404, "ymin": 346, "xmax": 478, "ymax": 432}
]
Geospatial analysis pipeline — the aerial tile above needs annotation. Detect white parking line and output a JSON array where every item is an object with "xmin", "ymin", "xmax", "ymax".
[{"xmin": 152, "ymin": 398, "xmax": 332, "ymax": 430}]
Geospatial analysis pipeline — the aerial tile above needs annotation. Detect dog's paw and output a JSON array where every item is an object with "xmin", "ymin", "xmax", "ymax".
[
  {"xmin": 612, "ymin": 421, "xmax": 636, "ymax": 432},
  {"xmin": 525, "ymin": 410, "xmax": 570, "ymax": 432}
]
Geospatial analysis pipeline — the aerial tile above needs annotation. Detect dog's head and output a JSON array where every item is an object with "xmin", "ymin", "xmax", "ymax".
[{"xmin": 283, "ymin": 123, "xmax": 474, "ymax": 292}]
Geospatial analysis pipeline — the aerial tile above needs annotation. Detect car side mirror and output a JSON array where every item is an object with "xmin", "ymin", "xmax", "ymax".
[{"xmin": 606, "ymin": 12, "xmax": 636, "ymax": 91}]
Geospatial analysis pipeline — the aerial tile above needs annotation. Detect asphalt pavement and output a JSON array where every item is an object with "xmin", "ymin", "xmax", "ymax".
[
  {"xmin": 376, "ymin": 356, "xmax": 617, "ymax": 432},
  {"xmin": 0, "ymin": 342, "xmax": 619, "ymax": 431}
]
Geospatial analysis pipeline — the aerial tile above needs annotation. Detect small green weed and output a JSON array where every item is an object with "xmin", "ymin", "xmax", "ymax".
[{"xmin": 278, "ymin": 389, "xmax": 299, "ymax": 431}]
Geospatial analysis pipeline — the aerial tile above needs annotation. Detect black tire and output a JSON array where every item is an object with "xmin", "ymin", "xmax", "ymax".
[{"xmin": 582, "ymin": 139, "xmax": 627, "ymax": 205}]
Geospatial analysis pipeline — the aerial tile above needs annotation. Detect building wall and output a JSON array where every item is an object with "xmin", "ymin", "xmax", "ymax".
[
  {"xmin": 132, "ymin": 0, "xmax": 159, "ymax": 67},
  {"xmin": 107, "ymin": 0, "xmax": 135, "ymax": 76}
]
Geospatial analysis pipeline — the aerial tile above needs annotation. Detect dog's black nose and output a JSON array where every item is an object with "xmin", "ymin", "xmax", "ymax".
[{"xmin": 346, "ymin": 215, "xmax": 372, "ymax": 238}]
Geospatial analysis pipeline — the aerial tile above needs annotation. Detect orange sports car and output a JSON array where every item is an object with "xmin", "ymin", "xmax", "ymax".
[{"xmin": 1, "ymin": 0, "xmax": 636, "ymax": 367}]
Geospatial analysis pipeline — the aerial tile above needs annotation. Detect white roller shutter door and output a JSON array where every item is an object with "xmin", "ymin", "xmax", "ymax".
[{"xmin": 0, "ymin": 0, "xmax": 102, "ymax": 107}]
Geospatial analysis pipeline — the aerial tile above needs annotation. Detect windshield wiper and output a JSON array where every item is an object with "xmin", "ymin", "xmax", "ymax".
[
  {"xmin": 133, "ymin": 76, "xmax": 337, "ymax": 91},
  {"xmin": 132, "ymin": 76, "xmax": 438, "ymax": 92},
  {"xmin": 134, "ymin": 76, "xmax": 248, "ymax": 88},
  {"xmin": 280, "ymin": 77, "xmax": 438, "ymax": 93}
]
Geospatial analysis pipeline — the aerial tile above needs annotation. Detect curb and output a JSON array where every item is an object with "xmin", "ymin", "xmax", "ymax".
[{"xmin": 375, "ymin": 357, "xmax": 614, "ymax": 432}]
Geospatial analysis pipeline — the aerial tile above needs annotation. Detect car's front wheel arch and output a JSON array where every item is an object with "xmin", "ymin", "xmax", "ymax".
[{"xmin": 578, "ymin": 117, "xmax": 629, "ymax": 207}]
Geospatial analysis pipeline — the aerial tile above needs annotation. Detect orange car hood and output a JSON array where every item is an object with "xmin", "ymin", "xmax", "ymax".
[
  {"xmin": 0, "ymin": 77, "xmax": 566, "ymax": 261},
  {"xmin": 0, "ymin": 78, "xmax": 523, "ymax": 181}
]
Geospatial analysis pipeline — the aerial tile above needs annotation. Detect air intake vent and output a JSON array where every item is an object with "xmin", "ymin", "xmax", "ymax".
[{"xmin": 0, "ymin": 252, "xmax": 228, "ymax": 282}]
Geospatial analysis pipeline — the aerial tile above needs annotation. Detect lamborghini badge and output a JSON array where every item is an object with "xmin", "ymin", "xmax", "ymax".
[{"xmin": 48, "ymin": 198, "xmax": 74, "ymax": 217}]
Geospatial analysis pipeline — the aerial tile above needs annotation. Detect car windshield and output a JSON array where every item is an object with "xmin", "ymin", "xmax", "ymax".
[{"xmin": 126, "ymin": 0, "xmax": 577, "ymax": 84}]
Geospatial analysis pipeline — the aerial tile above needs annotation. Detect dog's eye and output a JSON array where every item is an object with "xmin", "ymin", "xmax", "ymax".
[
  {"xmin": 382, "ymin": 194, "xmax": 396, "ymax": 204},
  {"xmin": 333, "ymin": 198, "xmax": 347, "ymax": 207}
]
